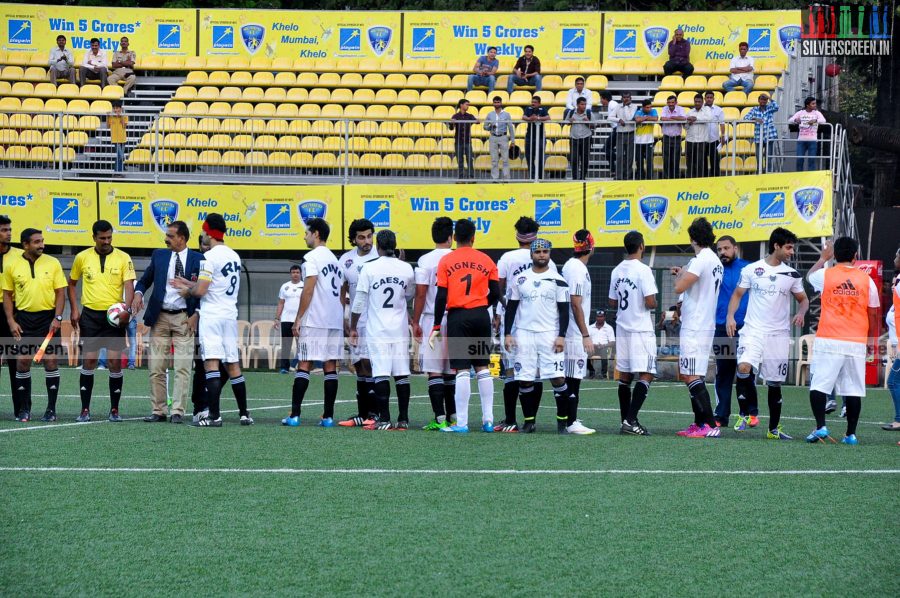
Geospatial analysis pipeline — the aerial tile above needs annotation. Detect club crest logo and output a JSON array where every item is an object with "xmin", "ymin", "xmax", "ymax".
[
  {"xmin": 367, "ymin": 26, "xmax": 392, "ymax": 56},
  {"xmin": 638, "ymin": 195, "xmax": 668, "ymax": 230},
  {"xmin": 297, "ymin": 200, "xmax": 327, "ymax": 224},
  {"xmin": 754, "ymin": 267, "xmax": 765, "ymax": 277},
  {"xmin": 517, "ymin": 276, "xmax": 526, "ymax": 285},
  {"xmin": 149, "ymin": 200, "xmax": 179, "ymax": 233},
  {"xmin": 793, "ymin": 187, "xmax": 824, "ymax": 222},
  {"xmin": 240, "ymin": 24, "xmax": 266, "ymax": 55},
  {"xmin": 644, "ymin": 27, "xmax": 669, "ymax": 58},
  {"xmin": 778, "ymin": 25, "xmax": 801, "ymax": 56}
]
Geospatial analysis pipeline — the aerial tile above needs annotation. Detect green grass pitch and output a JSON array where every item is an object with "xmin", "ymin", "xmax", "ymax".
[{"xmin": 1, "ymin": 369, "xmax": 898, "ymax": 596}]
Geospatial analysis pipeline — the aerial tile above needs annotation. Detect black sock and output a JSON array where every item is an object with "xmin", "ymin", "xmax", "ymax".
[
  {"xmin": 205, "ymin": 371, "xmax": 222, "ymax": 419},
  {"xmin": 427, "ymin": 376, "xmax": 445, "ymax": 418},
  {"xmin": 323, "ymin": 371, "xmax": 338, "ymax": 419},
  {"xmin": 443, "ymin": 374, "xmax": 456, "ymax": 419},
  {"xmin": 532, "ymin": 381, "xmax": 544, "ymax": 420},
  {"xmin": 566, "ymin": 377, "xmax": 581, "ymax": 425},
  {"xmin": 44, "ymin": 369, "xmax": 60, "ymax": 412},
  {"xmin": 767, "ymin": 384, "xmax": 783, "ymax": 430},
  {"xmin": 15, "ymin": 371, "xmax": 31, "ymax": 414},
  {"xmin": 396, "ymin": 376, "xmax": 410, "ymax": 422},
  {"xmin": 79, "ymin": 369, "xmax": 95, "ymax": 410},
  {"xmin": 845, "ymin": 396, "xmax": 861, "ymax": 436},
  {"xmin": 374, "ymin": 377, "xmax": 391, "ymax": 421},
  {"xmin": 735, "ymin": 372, "xmax": 756, "ymax": 417},
  {"xmin": 688, "ymin": 379, "xmax": 714, "ymax": 427},
  {"xmin": 810, "ymin": 389, "xmax": 827, "ymax": 429},
  {"xmin": 503, "ymin": 378, "xmax": 519, "ymax": 423},
  {"xmin": 553, "ymin": 382, "xmax": 569, "ymax": 424},
  {"xmin": 355, "ymin": 375, "xmax": 369, "ymax": 417},
  {"xmin": 627, "ymin": 380, "xmax": 650, "ymax": 423},
  {"xmin": 291, "ymin": 370, "xmax": 309, "ymax": 417},
  {"xmin": 230, "ymin": 375, "xmax": 248, "ymax": 416},
  {"xmin": 520, "ymin": 384, "xmax": 536, "ymax": 421},
  {"xmin": 7, "ymin": 361, "xmax": 20, "ymax": 415},
  {"xmin": 109, "ymin": 371, "xmax": 123, "ymax": 410},
  {"xmin": 366, "ymin": 377, "xmax": 378, "ymax": 417},
  {"xmin": 191, "ymin": 358, "xmax": 207, "ymax": 415},
  {"xmin": 617, "ymin": 381, "xmax": 632, "ymax": 422}
]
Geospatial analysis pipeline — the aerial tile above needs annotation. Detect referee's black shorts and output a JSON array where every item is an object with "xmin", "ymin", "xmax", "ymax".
[
  {"xmin": 0, "ymin": 308, "xmax": 12, "ymax": 360},
  {"xmin": 13, "ymin": 309, "xmax": 61, "ymax": 358},
  {"xmin": 80, "ymin": 307, "xmax": 127, "ymax": 353},
  {"xmin": 446, "ymin": 307, "xmax": 492, "ymax": 370}
]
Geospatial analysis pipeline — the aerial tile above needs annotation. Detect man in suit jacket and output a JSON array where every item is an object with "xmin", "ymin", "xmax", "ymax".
[{"xmin": 131, "ymin": 220, "xmax": 202, "ymax": 423}]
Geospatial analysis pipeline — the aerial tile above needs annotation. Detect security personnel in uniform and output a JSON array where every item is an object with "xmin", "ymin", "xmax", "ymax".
[
  {"xmin": 1, "ymin": 228, "xmax": 66, "ymax": 422},
  {"xmin": 0, "ymin": 215, "xmax": 23, "ymax": 416},
  {"xmin": 67, "ymin": 220, "xmax": 135, "ymax": 423}
]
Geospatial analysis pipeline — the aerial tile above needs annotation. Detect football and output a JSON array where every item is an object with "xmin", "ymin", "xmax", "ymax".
[{"xmin": 106, "ymin": 302, "xmax": 129, "ymax": 328}]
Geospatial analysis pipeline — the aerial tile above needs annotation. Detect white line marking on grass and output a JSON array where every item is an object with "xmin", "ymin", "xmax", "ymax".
[{"xmin": 0, "ymin": 467, "xmax": 897, "ymax": 476}]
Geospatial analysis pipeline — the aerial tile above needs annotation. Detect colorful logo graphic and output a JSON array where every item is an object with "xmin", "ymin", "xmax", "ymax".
[
  {"xmin": 212, "ymin": 25, "xmax": 234, "ymax": 49},
  {"xmin": 644, "ymin": 27, "xmax": 669, "ymax": 57},
  {"xmin": 411, "ymin": 27, "xmax": 435, "ymax": 52},
  {"xmin": 638, "ymin": 195, "xmax": 668, "ymax": 230},
  {"xmin": 793, "ymin": 187, "xmax": 824, "ymax": 222},
  {"xmin": 340, "ymin": 27, "xmax": 361, "ymax": 51},
  {"xmin": 535, "ymin": 199, "xmax": 562, "ymax": 227},
  {"xmin": 240, "ymin": 24, "xmax": 266, "ymax": 55},
  {"xmin": 157, "ymin": 24, "xmax": 181, "ymax": 49},
  {"xmin": 118, "ymin": 201, "xmax": 143, "ymax": 227},
  {"xmin": 758, "ymin": 192, "xmax": 785, "ymax": 219},
  {"xmin": 297, "ymin": 200, "xmax": 327, "ymax": 224},
  {"xmin": 778, "ymin": 25, "xmax": 801, "ymax": 56},
  {"xmin": 613, "ymin": 29, "xmax": 637, "ymax": 53},
  {"xmin": 7, "ymin": 19, "xmax": 31, "ymax": 45},
  {"xmin": 747, "ymin": 27, "xmax": 771, "ymax": 52},
  {"xmin": 52, "ymin": 197, "xmax": 79, "ymax": 225},
  {"xmin": 561, "ymin": 28, "xmax": 586, "ymax": 54},
  {"xmin": 265, "ymin": 203, "xmax": 291, "ymax": 229},
  {"xmin": 605, "ymin": 199, "xmax": 631, "ymax": 226},
  {"xmin": 367, "ymin": 26, "xmax": 393, "ymax": 56},
  {"xmin": 149, "ymin": 200, "xmax": 179, "ymax": 233},
  {"xmin": 364, "ymin": 200, "xmax": 391, "ymax": 227}
]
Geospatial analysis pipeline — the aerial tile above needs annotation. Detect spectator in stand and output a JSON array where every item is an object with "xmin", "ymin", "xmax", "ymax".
[
  {"xmin": 704, "ymin": 91, "xmax": 726, "ymax": 177},
  {"xmin": 633, "ymin": 99, "xmax": 658, "ymax": 180},
  {"xmin": 483, "ymin": 96, "xmax": 514, "ymax": 181},
  {"xmin": 743, "ymin": 93, "xmax": 779, "ymax": 171},
  {"xmin": 523, "ymin": 95, "xmax": 550, "ymax": 180},
  {"xmin": 563, "ymin": 76, "xmax": 592, "ymax": 120},
  {"xmin": 466, "ymin": 46, "xmax": 499, "ymax": 93},
  {"xmin": 685, "ymin": 93, "xmax": 712, "ymax": 177},
  {"xmin": 275, "ymin": 265, "xmax": 304, "ymax": 374},
  {"xmin": 610, "ymin": 92, "xmax": 638, "ymax": 180},
  {"xmin": 599, "ymin": 91, "xmax": 619, "ymax": 176},
  {"xmin": 723, "ymin": 42, "xmax": 755, "ymax": 93},
  {"xmin": 589, "ymin": 310, "xmax": 615, "ymax": 379},
  {"xmin": 507, "ymin": 45, "xmax": 542, "ymax": 94},
  {"xmin": 568, "ymin": 97, "xmax": 595, "ymax": 180},
  {"xmin": 48, "ymin": 35, "xmax": 75, "ymax": 86},
  {"xmin": 80, "ymin": 38, "xmax": 108, "ymax": 88},
  {"xmin": 449, "ymin": 99, "xmax": 477, "ymax": 180},
  {"xmin": 108, "ymin": 101, "xmax": 128, "ymax": 173},
  {"xmin": 108, "ymin": 36, "xmax": 137, "ymax": 96},
  {"xmin": 659, "ymin": 95, "xmax": 686, "ymax": 179},
  {"xmin": 657, "ymin": 305, "xmax": 681, "ymax": 356},
  {"xmin": 664, "ymin": 28, "xmax": 694, "ymax": 77},
  {"xmin": 789, "ymin": 96, "xmax": 827, "ymax": 172}
]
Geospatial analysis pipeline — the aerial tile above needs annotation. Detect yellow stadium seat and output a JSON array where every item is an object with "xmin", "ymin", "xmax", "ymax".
[
  {"xmin": 0, "ymin": 98, "xmax": 21, "ymax": 112},
  {"xmin": 197, "ymin": 117, "xmax": 220, "ymax": 133},
  {"xmin": 397, "ymin": 89, "xmax": 419, "ymax": 104},
  {"xmin": 538, "ymin": 75, "xmax": 562, "ymax": 91},
  {"xmin": 402, "ymin": 122, "xmax": 425, "ymax": 137},
  {"xmin": 743, "ymin": 156, "xmax": 758, "ymax": 172},
  {"xmin": 264, "ymin": 119, "xmax": 287, "ymax": 135},
  {"xmin": 330, "ymin": 88, "xmax": 353, "ymax": 103},
  {"xmin": 382, "ymin": 154, "xmax": 406, "ymax": 168},
  {"xmin": 299, "ymin": 136, "xmax": 324, "ymax": 151},
  {"xmin": 197, "ymin": 150, "xmax": 221, "ymax": 165},
  {"xmin": 0, "ymin": 81, "xmax": 10, "ymax": 96},
  {"xmin": 352, "ymin": 89, "xmax": 375, "ymax": 104},
  {"xmin": 186, "ymin": 102, "xmax": 208, "ymax": 115},
  {"xmin": 276, "ymin": 103, "xmax": 299, "ymax": 118},
  {"xmin": 407, "ymin": 74, "xmax": 429, "ymax": 89},
  {"xmin": 389, "ymin": 105, "xmax": 411, "ymax": 120},
  {"xmin": 419, "ymin": 90, "xmax": 442, "ymax": 104},
  {"xmin": 276, "ymin": 136, "xmax": 301, "ymax": 151},
  {"xmin": 545, "ymin": 156, "xmax": 568, "ymax": 173},
  {"xmin": 274, "ymin": 72, "xmax": 296, "ymax": 87},
  {"xmin": 65, "ymin": 131, "xmax": 89, "ymax": 147},
  {"xmin": 231, "ymin": 71, "xmax": 252, "ymax": 86},
  {"xmin": 676, "ymin": 91, "xmax": 697, "ymax": 106},
  {"xmin": 205, "ymin": 56, "xmax": 228, "ymax": 71},
  {"xmin": 0, "ymin": 66, "xmax": 24, "ymax": 81},
  {"xmin": 260, "ymin": 88, "xmax": 285, "ymax": 103},
  {"xmin": 163, "ymin": 133, "xmax": 187, "ymax": 149},
  {"xmin": 267, "ymin": 152, "xmax": 291, "ymax": 168},
  {"xmin": 53, "ymin": 114, "xmax": 77, "ymax": 130},
  {"xmin": 354, "ymin": 121, "xmax": 378, "ymax": 136},
  {"xmin": 102, "ymin": 86, "xmax": 124, "ymax": 100},
  {"xmin": 430, "ymin": 154, "xmax": 452, "ymax": 170},
  {"xmin": 444, "ymin": 60, "xmax": 467, "ymax": 74},
  {"xmin": 249, "ymin": 56, "xmax": 271, "ymax": 71},
  {"xmin": 230, "ymin": 102, "xmax": 253, "ymax": 117},
  {"xmin": 79, "ymin": 85, "xmax": 103, "ymax": 99},
  {"xmin": 683, "ymin": 75, "xmax": 707, "ymax": 90},
  {"xmin": 184, "ymin": 57, "xmax": 206, "ymax": 70},
  {"xmin": 691, "ymin": 60, "xmax": 715, "ymax": 75},
  {"xmin": 174, "ymin": 149, "xmax": 199, "ymax": 166},
  {"xmin": 473, "ymin": 155, "xmax": 492, "ymax": 170},
  {"xmin": 377, "ymin": 121, "xmax": 400, "ymax": 136},
  {"xmin": 175, "ymin": 117, "xmax": 199, "ymax": 132},
  {"xmin": 163, "ymin": 101, "xmax": 187, "ymax": 115},
  {"xmin": 465, "ymin": 90, "xmax": 487, "ymax": 105},
  {"xmin": 0, "ymin": 129, "xmax": 18, "ymax": 144},
  {"xmin": 208, "ymin": 102, "xmax": 231, "ymax": 116},
  {"xmin": 413, "ymin": 138, "xmax": 437, "ymax": 153},
  {"xmin": 707, "ymin": 75, "xmax": 728, "ymax": 89},
  {"xmin": 54, "ymin": 146, "xmax": 75, "ymax": 163},
  {"xmin": 659, "ymin": 75, "xmax": 682, "ymax": 91},
  {"xmin": 322, "ymin": 136, "xmax": 343, "ymax": 152},
  {"xmin": 138, "ymin": 132, "xmax": 159, "ymax": 148},
  {"xmin": 197, "ymin": 86, "xmax": 219, "ymax": 101},
  {"xmin": 722, "ymin": 91, "xmax": 747, "ymax": 106},
  {"xmin": 419, "ymin": 121, "xmax": 441, "ymax": 137},
  {"xmin": 229, "ymin": 134, "xmax": 252, "ymax": 150},
  {"xmin": 428, "ymin": 74, "xmax": 451, "ymax": 89},
  {"xmin": 362, "ymin": 73, "xmax": 385, "ymax": 88},
  {"xmin": 755, "ymin": 61, "xmax": 781, "ymax": 75},
  {"xmin": 242, "ymin": 87, "xmax": 265, "ymax": 102},
  {"xmin": 40, "ymin": 98, "xmax": 65, "ymax": 114},
  {"xmin": 551, "ymin": 139, "xmax": 570, "ymax": 154},
  {"xmin": 208, "ymin": 71, "xmax": 230, "ymax": 86},
  {"xmin": 218, "ymin": 151, "xmax": 242, "ymax": 166},
  {"xmin": 368, "ymin": 136, "xmax": 390, "ymax": 152},
  {"xmin": 218, "ymin": 87, "xmax": 241, "ymax": 101},
  {"xmin": 410, "ymin": 105, "xmax": 433, "ymax": 120},
  {"xmin": 404, "ymin": 154, "xmax": 427, "ymax": 169},
  {"xmin": 77, "ymin": 114, "xmax": 100, "ymax": 129},
  {"xmin": 437, "ymin": 137, "xmax": 455, "ymax": 153},
  {"xmin": 243, "ymin": 117, "xmax": 266, "ymax": 133},
  {"xmin": 307, "ymin": 88, "xmax": 330, "ymax": 103},
  {"xmin": 313, "ymin": 153, "xmax": 338, "ymax": 168},
  {"xmin": 291, "ymin": 152, "xmax": 313, "ymax": 167},
  {"xmin": 343, "ymin": 104, "xmax": 366, "ymax": 119},
  {"xmin": 318, "ymin": 72, "xmax": 340, "ymax": 87},
  {"xmin": 155, "ymin": 116, "xmax": 176, "ymax": 132},
  {"xmin": 286, "ymin": 88, "xmax": 309, "ymax": 103},
  {"xmin": 449, "ymin": 74, "xmax": 469, "ymax": 89},
  {"xmin": 53, "ymin": 83, "xmax": 78, "ymax": 99},
  {"xmin": 735, "ymin": 123, "xmax": 755, "ymax": 138},
  {"xmin": 153, "ymin": 149, "xmax": 176, "ymax": 165},
  {"xmin": 441, "ymin": 90, "xmax": 464, "ymax": 106},
  {"xmin": 384, "ymin": 74, "xmax": 407, "ymax": 88},
  {"xmin": 207, "ymin": 134, "xmax": 231, "ymax": 149},
  {"xmin": 271, "ymin": 57, "xmax": 293, "ymax": 71},
  {"xmin": 294, "ymin": 58, "xmax": 315, "ymax": 72},
  {"xmin": 184, "ymin": 133, "xmax": 208, "ymax": 148},
  {"xmin": 253, "ymin": 135, "xmax": 277, "ymax": 151},
  {"xmin": 245, "ymin": 151, "xmax": 267, "ymax": 166},
  {"xmin": 254, "ymin": 103, "xmax": 276, "ymax": 118},
  {"xmin": 126, "ymin": 148, "xmax": 151, "ymax": 165},
  {"xmin": 586, "ymin": 75, "xmax": 608, "ymax": 90},
  {"xmin": 185, "ymin": 71, "xmax": 208, "ymax": 86},
  {"xmin": 433, "ymin": 106, "xmax": 455, "ymax": 122},
  {"xmin": 10, "ymin": 81, "xmax": 33, "ymax": 97},
  {"xmin": 372, "ymin": 90, "xmax": 397, "ymax": 105},
  {"xmin": 509, "ymin": 91, "xmax": 532, "ymax": 106},
  {"xmin": 320, "ymin": 104, "xmax": 343, "ymax": 118},
  {"xmin": 341, "ymin": 73, "xmax": 363, "ymax": 88},
  {"xmin": 30, "ymin": 112, "xmax": 53, "ymax": 128},
  {"xmin": 299, "ymin": 104, "xmax": 322, "ymax": 118},
  {"xmin": 391, "ymin": 138, "xmax": 414, "ymax": 153},
  {"xmin": 296, "ymin": 72, "xmax": 318, "ymax": 87},
  {"xmin": 4, "ymin": 146, "xmax": 28, "ymax": 162},
  {"xmin": 346, "ymin": 137, "xmax": 367, "ymax": 152}
]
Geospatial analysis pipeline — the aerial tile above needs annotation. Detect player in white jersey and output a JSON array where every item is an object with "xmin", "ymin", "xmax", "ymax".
[
  {"xmin": 561, "ymin": 230, "xmax": 597, "ymax": 435},
  {"xmin": 411, "ymin": 217, "xmax": 457, "ymax": 430},
  {"xmin": 337, "ymin": 219, "xmax": 379, "ymax": 427},
  {"xmin": 608, "ymin": 231, "xmax": 659, "ymax": 436},
  {"xmin": 671, "ymin": 217, "xmax": 723, "ymax": 438},
  {"xmin": 726, "ymin": 227, "xmax": 809, "ymax": 439},
  {"xmin": 172, "ymin": 214, "xmax": 251, "ymax": 427},
  {"xmin": 503, "ymin": 239, "xmax": 571, "ymax": 434},
  {"xmin": 350, "ymin": 230, "xmax": 415, "ymax": 430},
  {"xmin": 283, "ymin": 218, "xmax": 344, "ymax": 428}
]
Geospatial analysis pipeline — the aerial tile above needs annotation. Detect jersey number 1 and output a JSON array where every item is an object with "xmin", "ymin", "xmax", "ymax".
[{"xmin": 460, "ymin": 273, "xmax": 472, "ymax": 295}]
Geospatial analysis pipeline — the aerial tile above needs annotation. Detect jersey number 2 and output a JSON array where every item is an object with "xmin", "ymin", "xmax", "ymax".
[{"xmin": 382, "ymin": 287, "xmax": 395, "ymax": 308}]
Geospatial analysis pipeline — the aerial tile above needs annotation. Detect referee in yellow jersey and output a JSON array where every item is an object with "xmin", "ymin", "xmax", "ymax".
[
  {"xmin": 67, "ymin": 220, "xmax": 135, "ymax": 423},
  {"xmin": 0, "ymin": 215, "xmax": 23, "ymax": 416},
  {"xmin": 1, "ymin": 228, "xmax": 67, "ymax": 422}
]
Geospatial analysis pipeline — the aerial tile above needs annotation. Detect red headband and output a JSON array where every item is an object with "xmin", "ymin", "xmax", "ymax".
[
  {"xmin": 573, "ymin": 231, "xmax": 595, "ymax": 253},
  {"xmin": 202, "ymin": 220, "xmax": 225, "ymax": 241}
]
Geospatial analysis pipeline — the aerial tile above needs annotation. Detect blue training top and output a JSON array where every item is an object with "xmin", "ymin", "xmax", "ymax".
[{"xmin": 716, "ymin": 257, "xmax": 749, "ymax": 326}]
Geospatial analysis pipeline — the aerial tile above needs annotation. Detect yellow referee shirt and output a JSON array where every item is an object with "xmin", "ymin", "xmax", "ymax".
[
  {"xmin": 1, "ymin": 254, "xmax": 67, "ymax": 312},
  {"xmin": 70, "ymin": 247, "xmax": 135, "ymax": 311},
  {"xmin": 0, "ymin": 246, "xmax": 24, "ymax": 304}
]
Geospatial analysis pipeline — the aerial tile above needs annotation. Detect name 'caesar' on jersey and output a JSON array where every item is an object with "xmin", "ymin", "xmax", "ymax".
[
  {"xmin": 739, "ymin": 259, "xmax": 805, "ymax": 333},
  {"xmin": 609, "ymin": 259, "xmax": 658, "ymax": 333},
  {"xmin": 198, "ymin": 244, "xmax": 241, "ymax": 319},
  {"xmin": 509, "ymin": 267, "xmax": 569, "ymax": 333},
  {"xmin": 302, "ymin": 245, "xmax": 344, "ymax": 330},
  {"xmin": 357, "ymin": 256, "xmax": 415, "ymax": 338}
]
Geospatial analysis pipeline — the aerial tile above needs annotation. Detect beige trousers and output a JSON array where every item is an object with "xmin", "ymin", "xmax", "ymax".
[{"xmin": 148, "ymin": 311, "xmax": 194, "ymax": 416}]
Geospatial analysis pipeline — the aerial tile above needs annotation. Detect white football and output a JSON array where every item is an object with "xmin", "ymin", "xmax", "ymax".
[{"xmin": 106, "ymin": 302, "xmax": 129, "ymax": 328}]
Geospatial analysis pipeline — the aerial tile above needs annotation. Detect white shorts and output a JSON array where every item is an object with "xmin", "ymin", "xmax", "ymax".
[
  {"xmin": 737, "ymin": 330, "xmax": 790, "ymax": 383},
  {"xmin": 512, "ymin": 330, "xmax": 565, "ymax": 382},
  {"xmin": 564, "ymin": 336, "xmax": 588, "ymax": 379},
  {"xmin": 419, "ymin": 314, "xmax": 451, "ymax": 374},
  {"xmin": 199, "ymin": 317, "xmax": 239, "ymax": 363},
  {"xmin": 615, "ymin": 330, "xmax": 657, "ymax": 374},
  {"xmin": 367, "ymin": 336, "xmax": 411, "ymax": 378},
  {"xmin": 350, "ymin": 325, "xmax": 369, "ymax": 363},
  {"xmin": 679, "ymin": 329, "xmax": 714, "ymax": 377},
  {"xmin": 810, "ymin": 352, "xmax": 867, "ymax": 397},
  {"xmin": 298, "ymin": 327, "xmax": 343, "ymax": 362}
]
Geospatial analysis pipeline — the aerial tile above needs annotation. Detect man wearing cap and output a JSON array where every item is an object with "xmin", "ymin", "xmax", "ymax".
[
  {"xmin": 589, "ymin": 310, "xmax": 615, "ymax": 379},
  {"xmin": 561, "ymin": 230, "xmax": 597, "ymax": 434}
]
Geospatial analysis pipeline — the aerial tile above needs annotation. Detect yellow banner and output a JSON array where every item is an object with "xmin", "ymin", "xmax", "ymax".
[
  {"xmin": 0, "ymin": 177, "xmax": 96, "ymax": 245},
  {"xmin": 345, "ymin": 183, "xmax": 583, "ymax": 250},
  {"xmin": 586, "ymin": 171, "xmax": 833, "ymax": 248},
  {"xmin": 97, "ymin": 183, "xmax": 343, "ymax": 251},
  {"xmin": 198, "ymin": 9, "xmax": 400, "ymax": 63},
  {"xmin": 402, "ymin": 11, "xmax": 600, "ymax": 63},
  {"xmin": 1, "ymin": 4, "xmax": 196, "ymax": 57},
  {"xmin": 603, "ymin": 11, "xmax": 800, "ymax": 69}
]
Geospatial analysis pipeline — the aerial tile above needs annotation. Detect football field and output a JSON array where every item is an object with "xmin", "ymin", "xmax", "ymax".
[{"xmin": 1, "ymin": 370, "xmax": 898, "ymax": 596}]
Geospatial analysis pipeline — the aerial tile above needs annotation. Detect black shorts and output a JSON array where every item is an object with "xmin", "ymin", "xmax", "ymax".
[
  {"xmin": 0, "ymin": 307, "xmax": 11, "ymax": 359},
  {"xmin": 13, "ymin": 309, "xmax": 62, "ymax": 358},
  {"xmin": 80, "ymin": 307, "xmax": 126, "ymax": 353},
  {"xmin": 446, "ymin": 307, "xmax": 492, "ymax": 370}
]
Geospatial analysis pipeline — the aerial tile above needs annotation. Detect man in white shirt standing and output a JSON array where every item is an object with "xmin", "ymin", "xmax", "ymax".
[
  {"xmin": 685, "ymin": 94, "xmax": 712, "ymax": 178},
  {"xmin": 561, "ymin": 230, "xmax": 597, "ymax": 434},
  {"xmin": 704, "ymin": 91, "xmax": 727, "ymax": 177},
  {"xmin": 412, "ymin": 217, "xmax": 456, "ymax": 430},
  {"xmin": 609, "ymin": 231, "xmax": 658, "ymax": 435},
  {"xmin": 563, "ymin": 76, "xmax": 592, "ymax": 120},
  {"xmin": 274, "ymin": 264, "xmax": 303, "ymax": 374},
  {"xmin": 671, "ymin": 218, "xmax": 723, "ymax": 438},
  {"xmin": 484, "ymin": 96, "xmax": 515, "ymax": 181},
  {"xmin": 722, "ymin": 42, "xmax": 755, "ymax": 93},
  {"xmin": 588, "ymin": 310, "xmax": 615, "ymax": 379},
  {"xmin": 284, "ymin": 218, "xmax": 344, "ymax": 428},
  {"xmin": 611, "ymin": 92, "xmax": 638, "ymax": 180},
  {"xmin": 173, "ymin": 214, "xmax": 252, "ymax": 427},
  {"xmin": 600, "ymin": 91, "xmax": 620, "ymax": 176},
  {"xmin": 80, "ymin": 37, "xmax": 108, "ymax": 88},
  {"xmin": 350, "ymin": 230, "xmax": 415, "ymax": 430},
  {"xmin": 337, "ymin": 219, "xmax": 379, "ymax": 427}
]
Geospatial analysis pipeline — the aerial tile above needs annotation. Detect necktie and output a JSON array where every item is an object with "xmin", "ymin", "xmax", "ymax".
[{"xmin": 174, "ymin": 252, "xmax": 184, "ymax": 279}]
